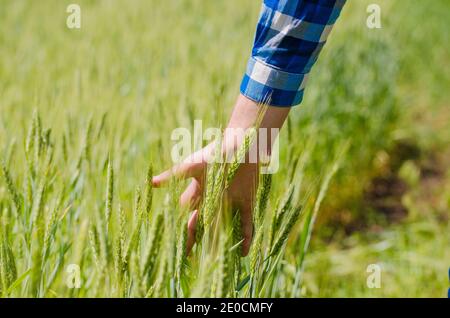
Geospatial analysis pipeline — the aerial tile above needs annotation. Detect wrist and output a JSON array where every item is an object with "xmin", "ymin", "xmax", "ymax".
[{"xmin": 222, "ymin": 94, "xmax": 290, "ymax": 164}]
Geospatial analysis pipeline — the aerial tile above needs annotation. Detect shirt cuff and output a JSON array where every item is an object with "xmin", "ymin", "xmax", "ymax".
[{"xmin": 240, "ymin": 57, "xmax": 309, "ymax": 107}]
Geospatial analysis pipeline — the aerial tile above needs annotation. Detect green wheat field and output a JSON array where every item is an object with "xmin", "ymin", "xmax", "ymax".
[{"xmin": 0, "ymin": 0, "xmax": 449, "ymax": 297}]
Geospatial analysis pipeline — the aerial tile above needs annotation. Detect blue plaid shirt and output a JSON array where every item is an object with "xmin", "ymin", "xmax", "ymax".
[{"xmin": 240, "ymin": 0, "xmax": 346, "ymax": 107}]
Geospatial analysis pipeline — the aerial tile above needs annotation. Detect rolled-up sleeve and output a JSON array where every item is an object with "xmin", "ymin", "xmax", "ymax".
[{"xmin": 240, "ymin": 0, "xmax": 346, "ymax": 107}]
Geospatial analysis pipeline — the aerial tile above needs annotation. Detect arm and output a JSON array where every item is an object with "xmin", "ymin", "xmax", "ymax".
[
  {"xmin": 153, "ymin": 0, "xmax": 345, "ymax": 255},
  {"xmin": 152, "ymin": 95, "xmax": 288, "ymax": 255}
]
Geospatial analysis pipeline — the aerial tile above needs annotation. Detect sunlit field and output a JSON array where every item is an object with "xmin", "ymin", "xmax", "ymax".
[{"xmin": 0, "ymin": 0, "xmax": 448, "ymax": 297}]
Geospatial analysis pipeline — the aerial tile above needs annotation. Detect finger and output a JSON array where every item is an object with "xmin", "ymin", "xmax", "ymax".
[
  {"xmin": 180, "ymin": 179, "xmax": 202, "ymax": 209},
  {"xmin": 239, "ymin": 202, "xmax": 253, "ymax": 256},
  {"xmin": 186, "ymin": 210, "xmax": 198, "ymax": 255},
  {"xmin": 152, "ymin": 162, "xmax": 203, "ymax": 187}
]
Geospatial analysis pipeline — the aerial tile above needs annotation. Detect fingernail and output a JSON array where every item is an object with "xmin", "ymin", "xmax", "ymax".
[{"xmin": 152, "ymin": 176, "xmax": 160, "ymax": 186}]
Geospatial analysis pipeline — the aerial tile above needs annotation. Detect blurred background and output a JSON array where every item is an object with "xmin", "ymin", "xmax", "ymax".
[{"xmin": 0, "ymin": 0, "xmax": 449, "ymax": 297}]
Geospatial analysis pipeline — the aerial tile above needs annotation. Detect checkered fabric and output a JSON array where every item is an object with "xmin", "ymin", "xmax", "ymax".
[{"xmin": 240, "ymin": 0, "xmax": 346, "ymax": 107}]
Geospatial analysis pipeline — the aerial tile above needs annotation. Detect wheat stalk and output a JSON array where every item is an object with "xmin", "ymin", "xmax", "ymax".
[
  {"xmin": 269, "ymin": 203, "xmax": 302, "ymax": 257},
  {"xmin": 0, "ymin": 232, "xmax": 17, "ymax": 295},
  {"xmin": 105, "ymin": 157, "xmax": 114, "ymax": 229},
  {"xmin": 142, "ymin": 211, "xmax": 164, "ymax": 278},
  {"xmin": 225, "ymin": 127, "xmax": 256, "ymax": 189},
  {"xmin": 144, "ymin": 164, "xmax": 153, "ymax": 219},
  {"xmin": 1, "ymin": 163, "xmax": 22, "ymax": 213}
]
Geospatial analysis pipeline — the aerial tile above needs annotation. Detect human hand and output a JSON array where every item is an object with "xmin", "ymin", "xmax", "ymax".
[{"xmin": 152, "ymin": 94, "xmax": 290, "ymax": 256}]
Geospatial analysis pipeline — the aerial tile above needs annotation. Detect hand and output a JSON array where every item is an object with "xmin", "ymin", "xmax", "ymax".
[
  {"xmin": 152, "ymin": 141, "xmax": 258, "ymax": 256},
  {"xmin": 152, "ymin": 94, "xmax": 290, "ymax": 256}
]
